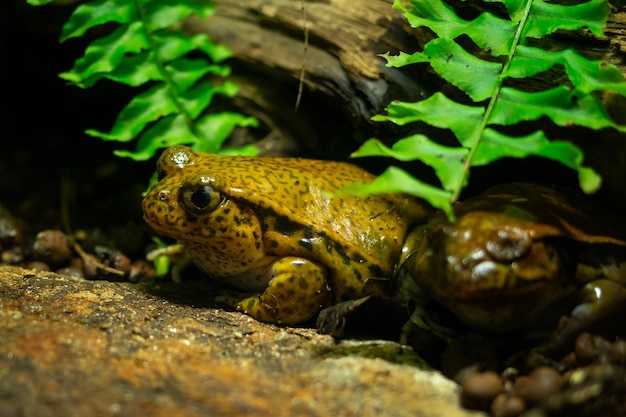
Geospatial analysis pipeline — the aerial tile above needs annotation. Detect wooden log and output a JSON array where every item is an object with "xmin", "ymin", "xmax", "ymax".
[{"xmin": 184, "ymin": 0, "xmax": 435, "ymax": 158}]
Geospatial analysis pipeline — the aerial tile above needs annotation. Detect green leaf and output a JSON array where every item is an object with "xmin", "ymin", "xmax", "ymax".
[
  {"xmin": 87, "ymin": 84, "xmax": 175, "ymax": 142},
  {"xmin": 60, "ymin": 22, "xmax": 148, "ymax": 86},
  {"xmin": 179, "ymin": 80, "xmax": 219, "ymax": 119},
  {"xmin": 506, "ymin": 46, "xmax": 626, "ymax": 96},
  {"xmin": 398, "ymin": 0, "xmax": 517, "ymax": 55},
  {"xmin": 167, "ymin": 59, "xmax": 230, "ymax": 91},
  {"xmin": 217, "ymin": 144, "xmax": 259, "ymax": 156},
  {"xmin": 60, "ymin": 0, "xmax": 136, "ymax": 42},
  {"xmin": 339, "ymin": 166, "xmax": 454, "ymax": 218},
  {"xmin": 79, "ymin": 52, "xmax": 158, "ymax": 87},
  {"xmin": 372, "ymin": 92, "xmax": 484, "ymax": 146},
  {"xmin": 27, "ymin": 0, "xmax": 55, "ymax": 5},
  {"xmin": 143, "ymin": 0, "xmax": 214, "ymax": 31},
  {"xmin": 490, "ymin": 86, "xmax": 626, "ymax": 131},
  {"xmin": 114, "ymin": 114, "xmax": 196, "ymax": 160},
  {"xmin": 524, "ymin": 0, "xmax": 608, "ymax": 39},
  {"xmin": 194, "ymin": 112, "xmax": 259, "ymax": 153},
  {"xmin": 496, "ymin": 0, "xmax": 527, "ymax": 22},
  {"xmin": 352, "ymin": 137, "xmax": 467, "ymax": 194},
  {"xmin": 474, "ymin": 129, "xmax": 601, "ymax": 193},
  {"xmin": 382, "ymin": 51, "xmax": 429, "ymax": 68},
  {"xmin": 424, "ymin": 38, "xmax": 502, "ymax": 101}
]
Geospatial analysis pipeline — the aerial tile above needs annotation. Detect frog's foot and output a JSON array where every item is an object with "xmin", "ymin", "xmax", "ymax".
[
  {"xmin": 226, "ymin": 257, "xmax": 332, "ymax": 325},
  {"xmin": 536, "ymin": 279, "xmax": 626, "ymax": 359}
]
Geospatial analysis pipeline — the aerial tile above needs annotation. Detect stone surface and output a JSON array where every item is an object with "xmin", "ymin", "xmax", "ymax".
[{"xmin": 0, "ymin": 265, "xmax": 485, "ymax": 417}]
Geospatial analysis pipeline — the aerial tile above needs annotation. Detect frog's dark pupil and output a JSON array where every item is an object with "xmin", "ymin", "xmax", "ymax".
[{"xmin": 191, "ymin": 187, "xmax": 213, "ymax": 209}]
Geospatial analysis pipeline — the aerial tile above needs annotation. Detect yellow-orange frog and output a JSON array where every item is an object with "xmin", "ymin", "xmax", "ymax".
[{"xmin": 142, "ymin": 146, "xmax": 431, "ymax": 324}]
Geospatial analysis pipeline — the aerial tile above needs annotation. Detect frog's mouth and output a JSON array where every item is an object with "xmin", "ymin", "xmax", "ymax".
[{"xmin": 420, "ymin": 239, "xmax": 575, "ymax": 333}]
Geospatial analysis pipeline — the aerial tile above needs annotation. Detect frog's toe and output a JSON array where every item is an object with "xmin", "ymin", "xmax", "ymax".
[{"xmin": 237, "ymin": 257, "xmax": 332, "ymax": 325}]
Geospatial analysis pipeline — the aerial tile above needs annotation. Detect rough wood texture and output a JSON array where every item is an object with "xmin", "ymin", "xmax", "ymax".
[{"xmin": 184, "ymin": 0, "xmax": 435, "ymax": 157}]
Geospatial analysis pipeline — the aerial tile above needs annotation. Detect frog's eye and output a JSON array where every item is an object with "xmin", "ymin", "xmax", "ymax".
[{"xmin": 181, "ymin": 185, "xmax": 224, "ymax": 214}]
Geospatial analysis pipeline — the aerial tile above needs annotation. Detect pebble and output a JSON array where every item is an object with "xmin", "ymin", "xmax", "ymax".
[
  {"xmin": 460, "ymin": 370, "xmax": 504, "ymax": 410},
  {"xmin": 56, "ymin": 266, "xmax": 85, "ymax": 278},
  {"xmin": 574, "ymin": 332, "xmax": 626, "ymax": 365},
  {"xmin": 94, "ymin": 245, "xmax": 131, "ymax": 274},
  {"xmin": 128, "ymin": 259, "xmax": 155, "ymax": 283},
  {"xmin": 514, "ymin": 366, "xmax": 565, "ymax": 405},
  {"xmin": 31, "ymin": 230, "xmax": 72, "ymax": 266},
  {"xmin": 26, "ymin": 260, "xmax": 51, "ymax": 272},
  {"xmin": 491, "ymin": 393, "xmax": 526, "ymax": 417}
]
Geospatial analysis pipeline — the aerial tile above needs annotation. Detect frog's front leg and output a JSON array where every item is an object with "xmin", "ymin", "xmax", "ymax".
[{"xmin": 224, "ymin": 257, "xmax": 332, "ymax": 325}]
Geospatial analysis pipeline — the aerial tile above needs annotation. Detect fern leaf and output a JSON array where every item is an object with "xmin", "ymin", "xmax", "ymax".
[
  {"xmin": 523, "ymin": 0, "xmax": 608, "ymax": 38},
  {"xmin": 352, "ymin": 136, "xmax": 467, "ymax": 195},
  {"xmin": 113, "ymin": 112, "xmax": 258, "ymax": 160},
  {"xmin": 60, "ymin": 0, "xmax": 135, "ymax": 42},
  {"xmin": 86, "ymin": 84, "xmax": 173, "ymax": 142},
  {"xmin": 60, "ymin": 22, "xmax": 147, "ymax": 85},
  {"xmin": 57, "ymin": 0, "xmax": 256, "ymax": 160},
  {"xmin": 507, "ymin": 46, "xmax": 626, "ymax": 96},
  {"xmin": 490, "ymin": 87, "xmax": 626, "ymax": 131},
  {"xmin": 395, "ymin": 0, "xmax": 517, "ymax": 55},
  {"xmin": 372, "ymin": 93, "xmax": 483, "ymax": 144},
  {"xmin": 475, "ymin": 129, "xmax": 601, "ymax": 192},
  {"xmin": 341, "ymin": 166, "xmax": 455, "ymax": 217},
  {"xmin": 348, "ymin": 0, "xmax": 625, "ymax": 217},
  {"xmin": 423, "ymin": 39, "xmax": 502, "ymax": 101}
]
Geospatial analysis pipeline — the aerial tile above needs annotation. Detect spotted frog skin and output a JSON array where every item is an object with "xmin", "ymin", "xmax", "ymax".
[
  {"xmin": 142, "ymin": 146, "xmax": 431, "ymax": 324},
  {"xmin": 403, "ymin": 183, "xmax": 626, "ymax": 338}
]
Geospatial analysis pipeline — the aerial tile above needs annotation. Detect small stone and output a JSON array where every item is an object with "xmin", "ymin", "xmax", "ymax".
[
  {"xmin": 95, "ymin": 245, "xmax": 131, "ymax": 274},
  {"xmin": 56, "ymin": 266, "xmax": 85, "ymax": 278},
  {"xmin": 514, "ymin": 367, "xmax": 565, "ymax": 405},
  {"xmin": 128, "ymin": 259, "xmax": 155, "ymax": 283},
  {"xmin": 26, "ymin": 261, "xmax": 51, "ymax": 272},
  {"xmin": 2, "ymin": 248, "xmax": 23, "ymax": 264},
  {"xmin": 574, "ymin": 332, "xmax": 598, "ymax": 365},
  {"xmin": 31, "ymin": 230, "xmax": 72, "ymax": 267},
  {"xmin": 491, "ymin": 393, "xmax": 526, "ymax": 417},
  {"xmin": 460, "ymin": 370, "xmax": 504, "ymax": 410},
  {"xmin": 0, "ymin": 206, "xmax": 22, "ymax": 247}
]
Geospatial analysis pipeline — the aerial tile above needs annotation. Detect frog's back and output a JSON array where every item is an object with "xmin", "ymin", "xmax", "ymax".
[{"xmin": 193, "ymin": 154, "xmax": 430, "ymax": 295}]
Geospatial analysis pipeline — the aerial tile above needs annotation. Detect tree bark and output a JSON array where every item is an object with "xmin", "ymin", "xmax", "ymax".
[{"xmin": 184, "ymin": 0, "xmax": 435, "ymax": 158}]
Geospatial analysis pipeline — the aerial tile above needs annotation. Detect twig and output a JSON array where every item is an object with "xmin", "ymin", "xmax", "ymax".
[{"xmin": 295, "ymin": 0, "xmax": 308, "ymax": 111}]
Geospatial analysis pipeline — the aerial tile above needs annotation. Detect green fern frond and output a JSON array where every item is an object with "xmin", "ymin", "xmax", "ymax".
[
  {"xmin": 56, "ymin": 0, "xmax": 257, "ymax": 160},
  {"xmin": 349, "ymin": 0, "xmax": 625, "ymax": 219}
]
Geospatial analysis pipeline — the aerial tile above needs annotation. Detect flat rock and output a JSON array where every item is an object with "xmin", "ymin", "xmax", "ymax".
[{"xmin": 0, "ymin": 265, "xmax": 485, "ymax": 417}]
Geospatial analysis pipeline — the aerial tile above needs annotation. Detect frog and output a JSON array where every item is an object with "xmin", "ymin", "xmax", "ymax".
[
  {"xmin": 401, "ymin": 182, "xmax": 626, "ymax": 347},
  {"xmin": 142, "ymin": 145, "xmax": 432, "ymax": 325}
]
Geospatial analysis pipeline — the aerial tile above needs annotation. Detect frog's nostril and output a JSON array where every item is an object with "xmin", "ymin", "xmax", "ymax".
[{"xmin": 485, "ymin": 228, "xmax": 531, "ymax": 262}]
